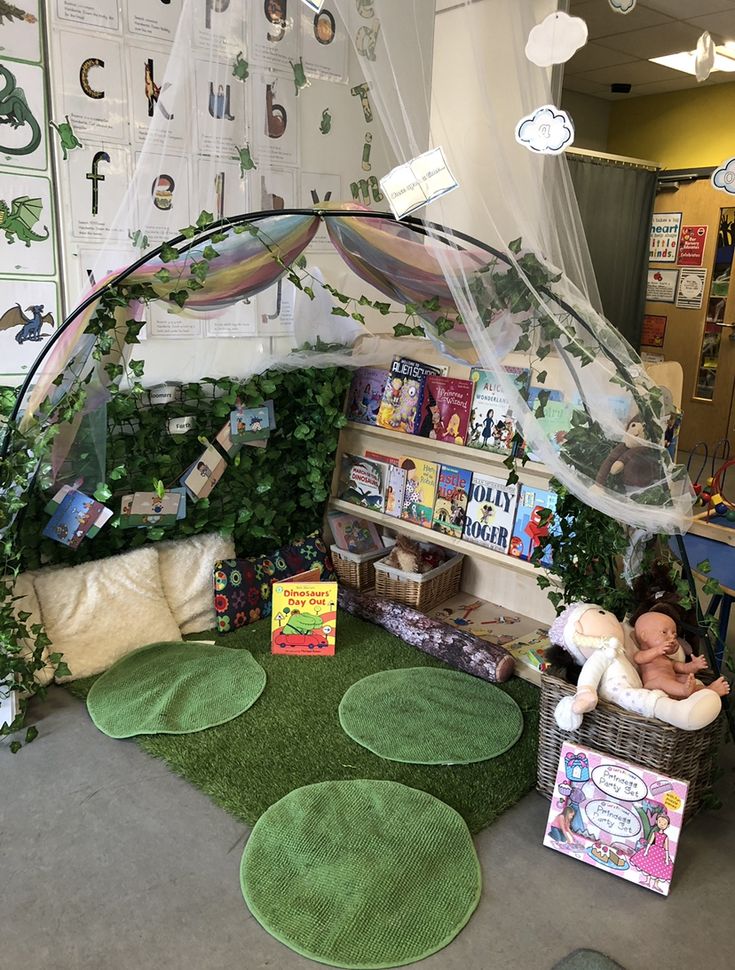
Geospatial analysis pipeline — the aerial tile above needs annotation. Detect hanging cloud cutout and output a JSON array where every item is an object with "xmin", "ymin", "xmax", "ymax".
[
  {"xmin": 609, "ymin": 0, "xmax": 636, "ymax": 13},
  {"xmin": 712, "ymin": 158, "xmax": 735, "ymax": 195},
  {"xmin": 515, "ymin": 105, "xmax": 575, "ymax": 155},
  {"xmin": 696, "ymin": 32, "xmax": 715, "ymax": 82},
  {"xmin": 525, "ymin": 11, "xmax": 588, "ymax": 67}
]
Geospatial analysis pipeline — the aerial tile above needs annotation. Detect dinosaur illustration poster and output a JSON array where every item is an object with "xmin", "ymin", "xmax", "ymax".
[
  {"xmin": 193, "ymin": 58, "xmax": 246, "ymax": 160},
  {"xmin": 53, "ymin": 32, "xmax": 127, "ymax": 141},
  {"xmin": 0, "ymin": 278, "xmax": 58, "ymax": 382},
  {"xmin": 300, "ymin": 171, "xmax": 341, "ymax": 251},
  {"xmin": 300, "ymin": 5, "xmax": 348, "ymax": 82},
  {"xmin": 67, "ymin": 144, "xmax": 131, "ymax": 242},
  {"xmin": 196, "ymin": 157, "xmax": 249, "ymax": 223},
  {"xmin": 126, "ymin": 0, "xmax": 180, "ymax": 42},
  {"xmin": 0, "ymin": 59, "xmax": 46, "ymax": 170},
  {"xmin": 0, "ymin": 0, "xmax": 41, "ymax": 63},
  {"xmin": 133, "ymin": 149, "xmax": 191, "ymax": 243},
  {"xmin": 252, "ymin": 71, "xmax": 299, "ymax": 168},
  {"xmin": 55, "ymin": 0, "xmax": 119, "ymax": 31},
  {"xmin": 127, "ymin": 45, "xmax": 188, "ymax": 149},
  {"xmin": 192, "ymin": 0, "xmax": 244, "ymax": 55},
  {"xmin": 0, "ymin": 173, "xmax": 54, "ymax": 275},
  {"xmin": 250, "ymin": 0, "xmax": 299, "ymax": 71}
]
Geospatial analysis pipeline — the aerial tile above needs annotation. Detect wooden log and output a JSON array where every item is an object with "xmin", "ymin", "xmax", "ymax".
[{"xmin": 338, "ymin": 587, "xmax": 515, "ymax": 683}]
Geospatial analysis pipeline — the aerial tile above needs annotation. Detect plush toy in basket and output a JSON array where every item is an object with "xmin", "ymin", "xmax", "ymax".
[{"xmin": 380, "ymin": 535, "xmax": 445, "ymax": 574}]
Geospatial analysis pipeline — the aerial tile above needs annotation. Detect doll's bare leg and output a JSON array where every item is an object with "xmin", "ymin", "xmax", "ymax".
[
  {"xmin": 643, "ymin": 674, "xmax": 696, "ymax": 698},
  {"xmin": 705, "ymin": 676, "xmax": 731, "ymax": 697}
]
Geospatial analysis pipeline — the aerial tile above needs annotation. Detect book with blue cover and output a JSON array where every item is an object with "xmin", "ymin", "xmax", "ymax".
[
  {"xmin": 509, "ymin": 484, "xmax": 559, "ymax": 566},
  {"xmin": 43, "ymin": 490, "xmax": 105, "ymax": 549}
]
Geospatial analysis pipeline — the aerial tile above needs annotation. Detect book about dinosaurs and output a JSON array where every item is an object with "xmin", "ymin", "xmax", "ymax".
[
  {"xmin": 467, "ymin": 366, "xmax": 528, "ymax": 454},
  {"xmin": 462, "ymin": 472, "xmax": 519, "ymax": 553},
  {"xmin": 376, "ymin": 357, "xmax": 441, "ymax": 435},
  {"xmin": 399, "ymin": 455, "xmax": 439, "ymax": 528},
  {"xmin": 508, "ymin": 484, "xmax": 559, "ymax": 566},
  {"xmin": 336, "ymin": 454, "xmax": 387, "ymax": 512},
  {"xmin": 346, "ymin": 366, "xmax": 389, "ymax": 425},
  {"xmin": 418, "ymin": 376, "xmax": 474, "ymax": 444},
  {"xmin": 431, "ymin": 464, "xmax": 472, "ymax": 539},
  {"xmin": 271, "ymin": 581, "xmax": 338, "ymax": 656}
]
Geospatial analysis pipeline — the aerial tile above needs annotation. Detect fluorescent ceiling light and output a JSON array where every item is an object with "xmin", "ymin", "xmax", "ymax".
[{"xmin": 650, "ymin": 46, "xmax": 735, "ymax": 75}]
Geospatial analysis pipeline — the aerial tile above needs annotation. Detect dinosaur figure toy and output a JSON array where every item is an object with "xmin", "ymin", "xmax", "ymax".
[
  {"xmin": 0, "ymin": 63, "xmax": 41, "ymax": 156},
  {"xmin": 0, "ymin": 195, "xmax": 49, "ymax": 246},
  {"xmin": 49, "ymin": 115, "xmax": 82, "ymax": 160}
]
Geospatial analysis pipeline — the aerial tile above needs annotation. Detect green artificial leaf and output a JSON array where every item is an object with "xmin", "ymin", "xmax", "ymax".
[
  {"xmin": 202, "ymin": 245, "xmax": 220, "ymax": 261},
  {"xmin": 304, "ymin": 286, "xmax": 315, "ymax": 300},
  {"xmin": 93, "ymin": 483, "xmax": 112, "ymax": 502},
  {"xmin": 128, "ymin": 359, "xmax": 145, "ymax": 378},
  {"xmin": 696, "ymin": 559, "xmax": 712, "ymax": 575},
  {"xmin": 295, "ymin": 255, "xmax": 307, "ymax": 270},
  {"xmin": 154, "ymin": 479, "xmax": 165, "ymax": 498},
  {"xmin": 169, "ymin": 289, "xmax": 189, "ymax": 308},
  {"xmin": 160, "ymin": 244, "xmax": 180, "ymax": 263},
  {"xmin": 25, "ymin": 725, "xmax": 38, "ymax": 744},
  {"xmin": 109, "ymin": 464, "xmax": 126, "ymax": 481},
  {"xmin": 9, "ymin": 740, "xmax": 21, "ymax": 754},
  {"xmin": 508, "ymin": 237, "xmax": 522, "ymax": 254},
  {"xmin": 331, "ymin": 307, "xmax": 350, "ymax": 317},
  {"xmin": 536, "ymin": 370, "xmax": 547, "ymax": 384},
  {"xmin": 393, "ymin": 323, "xmax": 413, "ymax": 337},
  {"xmin": 196, "ymin": 210, "xmax": 214, "ymax": 229},
  {"xmin": 435, "ymin": 317, "xmax": 453, "ymax": 336},
  {"xmin": 54, "ymin": 661, "xmax": 71, "ymax": 679},
  {"xmin": 154, "ymin": 269, "xmax": 172, "ymax": 283},
  {"xmin": 179, "ymin": 226, "xmax": 196, "ymax": 239},
  {"xmin": 211, "ymin": 232, "xmax": 228, "ymax": 243}
]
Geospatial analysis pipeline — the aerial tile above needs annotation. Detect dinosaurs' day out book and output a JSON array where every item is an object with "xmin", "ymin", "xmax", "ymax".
[
  {"xmin": 271, "ymin": 581, "xmax": 338, "ymax": 655},
  {"xmin": 346, "ymin": 367, "xmax": 389, "ymax": 425},
  {"xmin": 509, "ymin": 484, "xmax": 559, "ymax": 566},
  {"xmin": 399, "ymin": 455, "xmax": 439, "ymax": 528},
  {"xmin": 462, "ymin": 472, "xmax": 519, "ymax": 553},
  {"xmin": 337, "ymin": 454, "xmax": 387, "ymax": 512},
  {"xmin": 418, "ymin": 376, "xmax": 474, "ymax": 444},
  {"xmin": 376, "ymin": 357, "xmax": 442, "ymax": 435},
  {"xmin": 468, "ymin": 366, "xmax": 528, "ymax": 454},
  {"xmin": 431, "ymin": 464, "xmax": 472, "ymax": 539}
]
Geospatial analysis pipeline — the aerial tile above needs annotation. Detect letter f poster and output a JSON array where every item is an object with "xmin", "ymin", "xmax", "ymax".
[
  {"xmin": 271, "ymin": 582, "xmax": 337, "ymax": 655},
  {"xmin": 543, "ymin": 743, "xmax": 688, "ymax": 896}
]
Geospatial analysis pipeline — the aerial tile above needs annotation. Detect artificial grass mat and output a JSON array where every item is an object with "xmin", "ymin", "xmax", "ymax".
[{"xmin": 67, "ymin": 611, "xmax": 540, "ymax": 834}]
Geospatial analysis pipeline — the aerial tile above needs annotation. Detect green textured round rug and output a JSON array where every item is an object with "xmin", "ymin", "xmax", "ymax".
[
  {"xmin": 240, "ymin": 779, "xmax": 481, "ymax": 969},
  {"xmin": 338, "ymin": 667, "xmax": 523, "ymax": 765},
  {"xmin": 86, "ymin": 641, "xmax": 266, "ymax": 738}
]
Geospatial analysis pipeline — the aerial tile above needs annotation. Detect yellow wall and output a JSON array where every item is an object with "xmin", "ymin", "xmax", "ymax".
[{"xmin": 608, "ymin": 82, "xmax": 735, "ymax": 170}]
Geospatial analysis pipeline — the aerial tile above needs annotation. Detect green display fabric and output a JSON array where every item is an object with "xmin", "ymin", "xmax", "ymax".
[
  {"xmin": 553, "ymin": 950, "xmax": 628, "ymax": 970},
  {"xmin": 240, "ymin": 780, "xmax": 481, "ymax": 969},
  {"xmin": 339, "ymin": 667, "xmax": 523, "ymax": 765},
  {"xmin": 68, "ymin": 613, "xmax": 540, "ymax": 833},
  {"xmin": 86, "ymin": 641, "xmax": 266, "ymax": 738}
]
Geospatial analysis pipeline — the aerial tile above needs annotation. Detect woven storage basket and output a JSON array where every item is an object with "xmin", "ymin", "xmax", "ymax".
[
  {"xmin": 373, "ymin": 551, "xmax": 463, "ymax": 612},
  {"xmin": 537, "ymin": 673, "xmax": 723, "ymax": 823},
  {"xmin": 330, "ymin": 544, "xmax": 386, "ymax": 590}
]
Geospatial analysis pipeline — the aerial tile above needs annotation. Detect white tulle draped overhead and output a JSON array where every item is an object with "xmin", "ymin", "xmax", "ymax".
[{"xmin": 33, "ymin": 0, "xmax": 691, "ymax": 533}]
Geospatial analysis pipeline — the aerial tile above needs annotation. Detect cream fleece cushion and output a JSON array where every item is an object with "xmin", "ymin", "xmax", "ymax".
[
  {"xmin": 33, "ymin": 546, "xmax": 181, "ymax": 682},
  {"xmin": 157, "ymin": 532, "xmax": 236, "ymax": 634},
  {"xmin": 4, "ymin": 572, "xmax": 53, "ymax": 686}
]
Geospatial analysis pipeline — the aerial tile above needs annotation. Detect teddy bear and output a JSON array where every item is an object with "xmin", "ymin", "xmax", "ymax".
[
  {"xmin": 595, "ymin": 416, "xmax": 661, "ymax": 489},
  {"xmin": 548, "ymin": 602, "xmax": 724, "ymax": 732}
]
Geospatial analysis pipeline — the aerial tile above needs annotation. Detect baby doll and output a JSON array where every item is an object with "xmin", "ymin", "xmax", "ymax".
[{"xmin": 632, "ymin": 612, "xmax": 730, "ymax": 700}]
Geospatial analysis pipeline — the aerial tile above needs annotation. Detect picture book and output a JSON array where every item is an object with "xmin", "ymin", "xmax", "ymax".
[
  {"xmin": 462, "ymin": 472, "xmax": 519, "ymax": 553},
  {"xmin": 180, "ymin": 444, "xmax": 227, "ymax": 501},
  {"xmin": 431, "ymin": 464, "xmax": 472, "ymax": 539},
  {"xmin": 337, "ymin": 454, "xmax": 387, "ymax": 512},
  {"xmin": 384, "ymin": 464, "xmax": 407, "ymax": 518},
  {"xmin": 230, "ymin": 405, "xmax": 270, "ymax": 442},
  {"xmin": 428, "ymin": 593, "xmax": 541, "ymax": 649},
  {"xmin": 524, "ymin": 399, "xmax": 576, "ymax": 462},
  {"xmin": 468, "ymin": 366, "xmax": 528, "ymax": 454},
  {"xmin": 376, "ymin": 357, "xmax": 441, "ymax": 435},
  {"xmin": 328, "ymin": 513, "xmax": 383, "ymax": 554},
  {"xmin": 503, "ymin": 628, "xmax": 552, "ymax": 685},
  {"xmin": 346, "ymin": 367, "xmax": 389, "ymax": 425},
  {"xmin": 0, "ymin": 674, "xmax": 16, "ymax": 731},
  {"xmin": 418, "ymin": 376, "xmax": 473, "ymax": 443},
  {"xmin": 44, "ymin": 486, "xmax": 112, "ymax": 539},
  {"xmin": 43, "ymin": 490, "xmax": 106, "ymax": 549},
  {"xmin": 509, "ymin": 484, "xmax": 559, "ymax": 566},
  {"xmin": 364, "ymin": 451, "xmax": 399, "ymax": 466},
  {"xmin": 271, "ymin": 581, "xmax": 338, "ymax": 656},
  {"xmin": 119, "ymin": 491, "xmax": 184, "ymax": 529},
  {"xmin": 399, "ymin": 456, "xmax": 439, "ymax": 528},
  {"xmin": 543, "ymin": 743, "xmax": 689, "ymax": 896}
]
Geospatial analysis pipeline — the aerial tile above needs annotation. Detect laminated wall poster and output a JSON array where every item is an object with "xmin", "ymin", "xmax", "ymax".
[
  {"xmin": 53, "ymin": 32, "xmax": 128, "ymax": 143},
  {"xmin": 0, "ymin": 172, "xmax": 55, "ymax": 276},
  {"xmin": 543, "ymin": 743, "xmax": 688, "ymax": 897},
  {"xmin": 0, "ymin": 58, "xmax": 47, "ymax": 170},
  {"xmin": 0, "ymin": 0, "xmax": 41, "ymax": 63},
  {"xmin": 300, "ymin": 4, "xmax": 349, "ymax": 82},
  {"xmin": 649, "ymin": 211, "xmax": 681, "ymax": 264}
]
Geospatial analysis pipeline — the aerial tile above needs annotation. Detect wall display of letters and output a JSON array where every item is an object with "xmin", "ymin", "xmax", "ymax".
[
  {"xmin": 197, "ymin": 158, "xmax": 251, "ymax": 222},
  {"xmin": 54, "ymin": 32, "xmax": 129, "ymax": 142},
  {"xmin": 134, "ymin": 151, "xmax": 192, "ymax": 242},
  {"xmin": 301, "ymin": 4, "xmax": 348, "ymax": 82},
  {"xmin": 252, "ymin": 71, "xmax": 300, "ymax": 168},
  {"xmin": 258, "ymin": 168, "xmax": 296, "ymax": 210},
  {"xmin": 300, "ymin": 171, "xmax": 341, "ymax": 249},
  {"xmin": 0, "ymin": 0, "xmax": 41, "ymax": 63},
  {"xmin": 54, "ymin": 0, "xmax": 120, "ymax": 32},
  {"xmin": 649, "ymin": 211, "xmax": 682, "ymax": 264},
  {"xmin": 0, "ymin": 59, "xmax": 47, "ymax": 170},
  {"xmin": 257, "ymin": 277, "xmax": 296, "ymax": 336},
  {"xmin": 127, "ymin": 45, "xmax": 189, "ymax": 150},
  {"xmin": 250, "ymin": 0, "xmax": 300, "ymax": 71},
  {"xmin": 0, "ymin": 172, "xmax": 55, "ymax": 276},
  {"xmin": 127, "ymin": 0, "xmax": 182, "ymax": 43},
  {"xmin": 193, "ymin": 58, "xmax": 248, "ymax": 161},
  {"xmin": 71, "ymin": 246, "xmax": 138, "ymax": 311},
  {"xmin": 0, "ymin": 277, "xmax": 60, "ymax": 382},
  {"xmin": 646, "ymin": 268, "xmax": 678, "ymax": 303},
  {"xmin": 67, "ymin": 144, "xmax": 132, "ymax": 242},
  {"xmin": 192, "ymin": 0, "xmax": 245, "ymax": 55}
]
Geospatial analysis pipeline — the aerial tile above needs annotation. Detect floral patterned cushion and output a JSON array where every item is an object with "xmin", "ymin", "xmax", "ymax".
[{"xmin": 213, "ymin": 532, "xmax": 335, "ymax": 634}]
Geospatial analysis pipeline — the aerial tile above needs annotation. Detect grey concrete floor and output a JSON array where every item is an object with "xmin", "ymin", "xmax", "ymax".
[{"xmin": 1, "ymin": 686, "xmax": 732, "ymax": 970}]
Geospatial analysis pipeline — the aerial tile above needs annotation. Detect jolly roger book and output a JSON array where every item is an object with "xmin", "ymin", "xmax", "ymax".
[{"xmin": 462, "ymin": 472, "xmax": 519, "ymax": 554}]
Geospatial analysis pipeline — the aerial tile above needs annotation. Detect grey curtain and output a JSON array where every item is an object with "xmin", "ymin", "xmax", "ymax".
[{"xmin": 567, "ymin": 154, "xmax": 657, "ymax": 349}]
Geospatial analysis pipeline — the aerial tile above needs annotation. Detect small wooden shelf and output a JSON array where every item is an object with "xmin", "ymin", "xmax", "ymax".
[{"xmin": 328, "ymin": 498, "xmax": 547, "ymax": 579}]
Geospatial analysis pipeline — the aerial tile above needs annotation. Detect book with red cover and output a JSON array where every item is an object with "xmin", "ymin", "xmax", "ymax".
[{"xmin": 418, "ymin": 376, "xmax": 474, "ymax": 443}]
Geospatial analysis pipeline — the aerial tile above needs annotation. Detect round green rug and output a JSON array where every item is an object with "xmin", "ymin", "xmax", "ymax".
[
  {"xmin": 86, "ymin": 641, "xmax": 266, "ymax": 738},
  {"xmin": 240, "ymin": 780, "xmax": 481, "ymax": 969},
  {"xmin": 338, "ymin": 667, "xmax": 523, "ymax": 765}
]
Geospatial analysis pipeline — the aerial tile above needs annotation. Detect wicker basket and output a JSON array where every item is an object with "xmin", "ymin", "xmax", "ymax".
[
  {"xmin": 330, "ymin": 544, "xmax": 387, "ymax": 590},
  {"xmin": 537, "ymin": 673, "xmax": 723, "ymax": 823},
  {"xmin": 373, "ymin": 551, "xmax": 463, "ymax": 612}
]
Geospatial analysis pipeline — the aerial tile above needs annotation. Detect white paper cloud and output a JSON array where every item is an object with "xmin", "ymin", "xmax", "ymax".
[
  {"xmin": 609, "ymin": 0, "xmax": 636, "ymax": 13},
  {"xmin": 696, "ymin": 31, "xmax": 715, "ymax": 82},
  {"xmin": 525, "ymin": 11, "xmax": 588, "ymax": 68},
  {"xmin": 712, "ymin": 157, "xmax": 735, "ymax": 195},
  {"xmin": 515, "ymin": 105, "xmax": 575, "ymax": 155}
]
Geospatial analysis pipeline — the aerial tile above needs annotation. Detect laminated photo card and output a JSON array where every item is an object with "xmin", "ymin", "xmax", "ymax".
[{"xmin": 543, "ymin": 743, "xmax": 688, "ymax": 896}]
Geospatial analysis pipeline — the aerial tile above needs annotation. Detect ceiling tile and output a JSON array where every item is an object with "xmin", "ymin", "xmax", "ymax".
[
  {"xmin": 645, "ymin": 0, "xmax": 735, "ymax": 18},
  {"xmin": 564, "ymin": 42, "xmax": 638, "ymax": 75},
  {"xmin": 569, "ymin": 1, "xmax": 672, "ymax": 40},
  {"xmin": 562, "ymin": 75, "xmax": 611, "ymax": 97},
  {"xmin": 595, "ymin": 21, "xmax": 705, "ymax": 58},
  {"xmin": 686, "ymin": 11, "xmax": 735, "ymax": 40},
  {"xmin": 574, "ymin": 58, "xmax": 682, "ymax": 88}
]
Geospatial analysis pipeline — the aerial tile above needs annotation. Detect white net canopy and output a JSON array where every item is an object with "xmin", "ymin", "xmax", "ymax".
[{"xmin": 14, "ymin": 0, "xmax": 692, "ymax": 534}]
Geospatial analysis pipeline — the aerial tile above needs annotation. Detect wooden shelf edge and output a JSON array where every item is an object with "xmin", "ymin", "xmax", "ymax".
[{"xmin": 328, "ymin": 498, "xmax": 548, "ymax": 578}]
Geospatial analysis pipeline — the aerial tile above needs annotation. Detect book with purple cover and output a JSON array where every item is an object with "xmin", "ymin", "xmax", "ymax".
[{"xmin": 346, "ymin": 367, "xmax": 389, "ymax": 426}]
